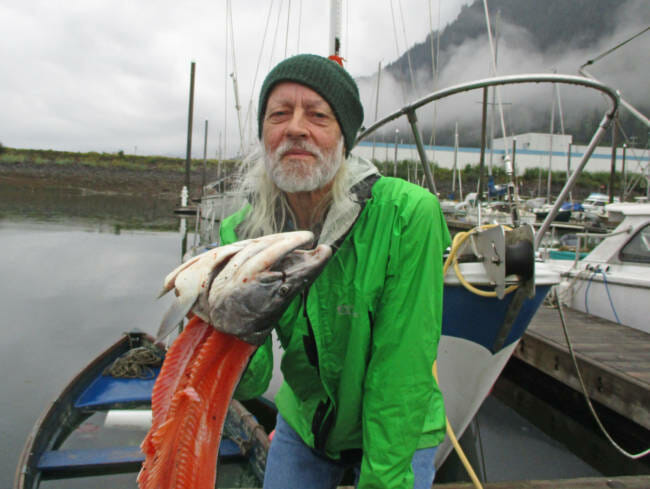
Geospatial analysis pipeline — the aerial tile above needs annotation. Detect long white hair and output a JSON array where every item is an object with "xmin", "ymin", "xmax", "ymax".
[{"xmin": 234, "ymin": 139, "xmax": 350, "ymax": 240}]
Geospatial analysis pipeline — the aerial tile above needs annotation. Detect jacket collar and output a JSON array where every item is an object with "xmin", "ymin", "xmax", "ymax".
[{"xmin": 318, "ymin": 154, "xmax": 380, "ymax": 246}]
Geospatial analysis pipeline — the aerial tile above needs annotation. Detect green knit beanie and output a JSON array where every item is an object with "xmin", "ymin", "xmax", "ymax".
[{"xmin": 257, "ymin": 54, "xmax": 364, "ymax": 156}]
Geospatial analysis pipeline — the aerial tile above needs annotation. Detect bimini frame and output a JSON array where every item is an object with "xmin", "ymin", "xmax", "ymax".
[{"xmin": 356, "ymin": 74, "xmax": 620, "ymax": 249}]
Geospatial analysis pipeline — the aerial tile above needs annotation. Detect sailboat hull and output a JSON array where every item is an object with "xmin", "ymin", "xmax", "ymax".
[{"xmin": 435, "ymin": 263, "xmax": 556, "ymax": 466}]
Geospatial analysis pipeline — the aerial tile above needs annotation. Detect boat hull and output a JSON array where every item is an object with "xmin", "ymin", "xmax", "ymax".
[
  {"xmin": 561, "ymin": 266, "xmax": 650, "ymax": 334},
  {"xmin": 435, "ymin": 276, "xmax": 553, "ymax": 466}
]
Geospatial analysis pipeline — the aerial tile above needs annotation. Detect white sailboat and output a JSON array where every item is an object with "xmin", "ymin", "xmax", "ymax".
[{"xmin": 550, "ymin": 202, "xmax": 650, "ymax": 334}]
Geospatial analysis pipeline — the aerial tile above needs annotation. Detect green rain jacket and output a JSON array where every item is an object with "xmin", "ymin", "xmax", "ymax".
[{"xmin": 219, "ymin": 155, "xmax": 451, "ymax": 488}]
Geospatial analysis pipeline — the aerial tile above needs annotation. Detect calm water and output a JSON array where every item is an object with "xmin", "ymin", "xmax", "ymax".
[{"xmin": 0, "ymin": 187, "xmax": 601, "ymax": 487}]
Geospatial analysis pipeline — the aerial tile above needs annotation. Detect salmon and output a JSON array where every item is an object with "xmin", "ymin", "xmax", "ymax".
[
  {"xmin": 138, "ymin": 316, "xmax": 255, "ymax": 489},
  {"xmin": 139, "ymin": 232, "xmax": 332, "ymax": 488}
]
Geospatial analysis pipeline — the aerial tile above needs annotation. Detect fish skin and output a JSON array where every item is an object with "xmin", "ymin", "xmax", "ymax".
[
  {"xmin": 156, "ymin": 242, "xmax": 248, "ymax": 340},
  {"xmin": 207, "ymin": 232, "xmax": 331, "ymax": 345},
  {"xmin": 140, "ymin": 232, "xmax": 332, "ymax": 489},
  {"xmin": 156, "ymin": 231, "xmax": 331, "ymax": 344}
]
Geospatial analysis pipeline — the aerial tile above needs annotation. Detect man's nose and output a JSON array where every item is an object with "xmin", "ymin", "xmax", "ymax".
[{"xmin": 285, "ymin": 111, "xmax": 309, "ymax": 138}]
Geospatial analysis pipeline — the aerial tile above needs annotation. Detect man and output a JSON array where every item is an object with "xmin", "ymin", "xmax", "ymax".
[{"xmin": 219, "ymin": 54, "xmax": 451, "ymax": 489}]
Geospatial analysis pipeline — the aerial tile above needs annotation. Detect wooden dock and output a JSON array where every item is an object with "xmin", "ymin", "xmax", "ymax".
[
  {"xmin": 337, "ymin": 475, "xmax": 650, "ymax": 488},
  {"xmin": 432, "ymin": 475, "xmax": 650, "ymax": 488},
  {"xmin": 514, "ymin": 305, "xmax": 650, "ymax": 431}
]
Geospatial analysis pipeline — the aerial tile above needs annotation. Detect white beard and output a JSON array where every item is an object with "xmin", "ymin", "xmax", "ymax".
[{"xmin": 264, "ymin": 138, "xmax": 344, "ymax": 193}]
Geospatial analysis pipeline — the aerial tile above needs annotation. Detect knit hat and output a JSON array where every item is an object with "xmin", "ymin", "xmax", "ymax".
[{"xmin": 257, "ymin": 54, "xmax": 364, "ymax": 156}]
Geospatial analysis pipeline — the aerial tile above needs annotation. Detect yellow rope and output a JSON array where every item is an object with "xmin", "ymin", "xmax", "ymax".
[
  {"xmin": 433, "ymin": 361, "xmax": 485, "ymax": 489},
  {"xmin": 444, "ymin": 225, "xmax": 518, "ymax": 298}
]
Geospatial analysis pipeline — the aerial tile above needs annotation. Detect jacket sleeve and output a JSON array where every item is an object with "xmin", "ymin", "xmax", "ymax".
[
  {"xmin": 233, "ymin": 336, "xmax": 273, "ymax": 400},
  {"xmin": 357, "ymin": 193, "xmax": 449, "ymax": 488}
]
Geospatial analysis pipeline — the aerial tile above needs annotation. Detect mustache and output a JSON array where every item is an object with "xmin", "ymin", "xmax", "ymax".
[{"xmin": 274, "ymin": 139, "xmax": 324, "ymax": 160}]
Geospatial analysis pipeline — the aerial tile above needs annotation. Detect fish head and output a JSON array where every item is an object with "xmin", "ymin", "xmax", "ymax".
[
  {"xmin": 156, "ymin": 231, "xmax": 331, "ymax": 344},
  {"xmin": 207, "ymin": 232, "xmax": 332, "ymax": 345}
]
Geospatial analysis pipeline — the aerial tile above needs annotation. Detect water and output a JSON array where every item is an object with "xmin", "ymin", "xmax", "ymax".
[
  {"xmin": 0, "ymin": 188, "xmax": 603, "ymax": 488},
  {"xmin": 0, "ymin": 219, "xmax": 182, "ymax": 487}
]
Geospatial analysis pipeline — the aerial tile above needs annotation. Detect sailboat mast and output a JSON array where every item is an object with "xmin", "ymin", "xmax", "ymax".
[
  {"xmin": 452, "ymin": 123, "xmax": 459, "ymax": 195},
  {"xmin": 329, "ymin": 0, "xmax": 343, "ymax": 56}
]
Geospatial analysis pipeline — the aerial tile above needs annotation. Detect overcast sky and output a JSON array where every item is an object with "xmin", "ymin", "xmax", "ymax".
[{"xmin": 1, "ymin": 0, "xmax": 647, "ymax": 158}]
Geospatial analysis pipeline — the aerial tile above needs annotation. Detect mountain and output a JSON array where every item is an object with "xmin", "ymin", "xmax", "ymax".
[
  {"xmin": 388, "ymin": 0, "xmax": 623, "ymax": 80},
  {"xmin": 364, "ymin": 0, "xmax": 649, "ymax": 148}
]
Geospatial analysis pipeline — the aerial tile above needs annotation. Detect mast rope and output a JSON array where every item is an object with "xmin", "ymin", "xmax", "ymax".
[
  {"xmin": 584, "ymin": 26, "xmax": 650, "ymax": 67},
  {"xmin": 397, "ymin": 0, "xmax": 417, "ymax": 96},
  {"xmin": 296, "ymin": 0, "xmax": 302, "ymax": 53},
  {"xmin": 268, "ymin": 0, "xmax": 285, "ymax": 75},
  {"xmin": 427, "ymin": 0, "xmax": 441, "ymax": 147},
  {"xmin": 223, "ymin": 0, "xmax": 229, "ymax": 157},
  {"xmin": 389, "ymin": 0, "xmax": 409, "ymax": 106},
  {"xmin": 243, "ymin": 0, "xmax": 276, "ymax": 147},
  {"xmin": 227, "ymin": 0, "xmax": 245, "ymax": 154},
  {"xmin": 482, "ymin": 0, "xmax": 510, "ymax": 164},
  {"xmin": 284, "ymin": 0, "xmax": 291, "ymax": 58}
]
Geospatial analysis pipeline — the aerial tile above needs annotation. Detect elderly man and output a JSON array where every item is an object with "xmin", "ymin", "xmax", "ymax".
[{"xmin": 219, "ymin": 54, "xmax": 450, "ymax": 489}]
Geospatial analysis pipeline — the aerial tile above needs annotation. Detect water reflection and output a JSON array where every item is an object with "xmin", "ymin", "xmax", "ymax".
[
  {"xmin": 0, "ymin": 217, "xmax": 188, "ymax": 488},
  {"xmin": 0, "ymin": 180, "xmax": 179, "ymax": 231}
]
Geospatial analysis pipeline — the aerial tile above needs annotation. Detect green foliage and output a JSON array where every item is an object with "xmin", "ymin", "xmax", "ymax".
[{"xmin": 0, "ymin": 147, "xmax": 243, "ymax": 176}]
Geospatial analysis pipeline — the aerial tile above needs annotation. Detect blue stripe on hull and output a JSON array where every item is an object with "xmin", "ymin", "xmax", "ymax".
[{"xmin": 442, "ymin": 285, "xmax": 550, "ymax": 353}]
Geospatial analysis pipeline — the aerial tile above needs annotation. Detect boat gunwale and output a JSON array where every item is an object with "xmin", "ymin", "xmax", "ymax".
[{"xmin": 13, "ymin": 331, "xmax": 153, "ymax": 489}]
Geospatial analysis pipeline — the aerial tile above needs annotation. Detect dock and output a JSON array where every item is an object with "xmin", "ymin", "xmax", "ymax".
[
  {"xmin": 432, "ymin": 476, "xmax": 650, "ymax": 488},
  {"xmin": 515, "ymin": 305, "xmax": 650, "ymax": 430},
  {"xmin": 337, "ymin": 475, "xmax": 650, "ymax": 488}
]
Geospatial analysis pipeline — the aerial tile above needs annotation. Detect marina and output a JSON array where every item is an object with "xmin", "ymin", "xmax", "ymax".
[{"xmin": 3, "ymin": 0, "xmax": 649, "ymax": 486}]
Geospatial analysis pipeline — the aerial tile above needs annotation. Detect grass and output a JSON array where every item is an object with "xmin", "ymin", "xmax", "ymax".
[{"xmin": 0, "ymin": 146, "xmax": 240, "ymax": 173}]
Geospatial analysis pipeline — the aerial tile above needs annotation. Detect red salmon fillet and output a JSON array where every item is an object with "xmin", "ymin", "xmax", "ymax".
[{"xmin": 138, "ymin": 316, "xmax": 256, "ymax": 489}]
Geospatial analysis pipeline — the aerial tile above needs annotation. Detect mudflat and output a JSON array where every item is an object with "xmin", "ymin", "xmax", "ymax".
[{"xmin": 0, "ymin": 161, "xmax": 217, "ymax": 201}]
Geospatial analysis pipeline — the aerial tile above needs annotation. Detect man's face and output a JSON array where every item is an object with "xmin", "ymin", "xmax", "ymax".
[{"xmin": 262, "ymin": 82, "xmax": 344, "ymax": 193}]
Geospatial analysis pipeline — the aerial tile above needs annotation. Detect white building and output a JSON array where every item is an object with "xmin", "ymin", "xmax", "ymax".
[{"xmin": 353, "ymin": 132, "xmax": 649, "ymax": 176}]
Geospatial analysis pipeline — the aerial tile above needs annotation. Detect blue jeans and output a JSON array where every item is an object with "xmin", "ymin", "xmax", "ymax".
[{"xmin": 263, "ymin": 414, "xmax": 438, "ymax": 489}]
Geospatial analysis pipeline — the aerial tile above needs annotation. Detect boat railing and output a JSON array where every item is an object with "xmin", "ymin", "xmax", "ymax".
[{"xmin": 355, "ymin": 73, "xmax": 620, "ymax": 251}]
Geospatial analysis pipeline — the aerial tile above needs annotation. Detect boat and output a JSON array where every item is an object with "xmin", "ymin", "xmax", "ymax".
[
  {"xmin": 447, "ymin": 192, "xmax": 537, "ymax": 226},
  {"xmin": 550, "ymin": 202, "xmax": 650, "ymax": 334},
  {"xmin": 580, "ymin": 192, "xmax": 620, "ymax": 222},
  {"xmin": 532, "ymin": 202, "xmax": 573, "ymax": 223},
  {"xmin": 356, "ymin": 72, "xmax": 620, "ymax": 466},
  {"xmin": 13, "ymin": 331, "xmax": 270, "ymax": 489}
]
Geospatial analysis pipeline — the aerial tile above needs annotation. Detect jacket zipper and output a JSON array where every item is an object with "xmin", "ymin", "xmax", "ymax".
[{"xmin": 303, "ymin": 287, "xmax": 336, "ymax": 452}]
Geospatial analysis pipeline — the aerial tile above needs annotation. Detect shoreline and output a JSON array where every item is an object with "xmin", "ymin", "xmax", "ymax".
[{"xmin": 0, "ymin": 161, "xmax": 216, "ymax": 201}]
